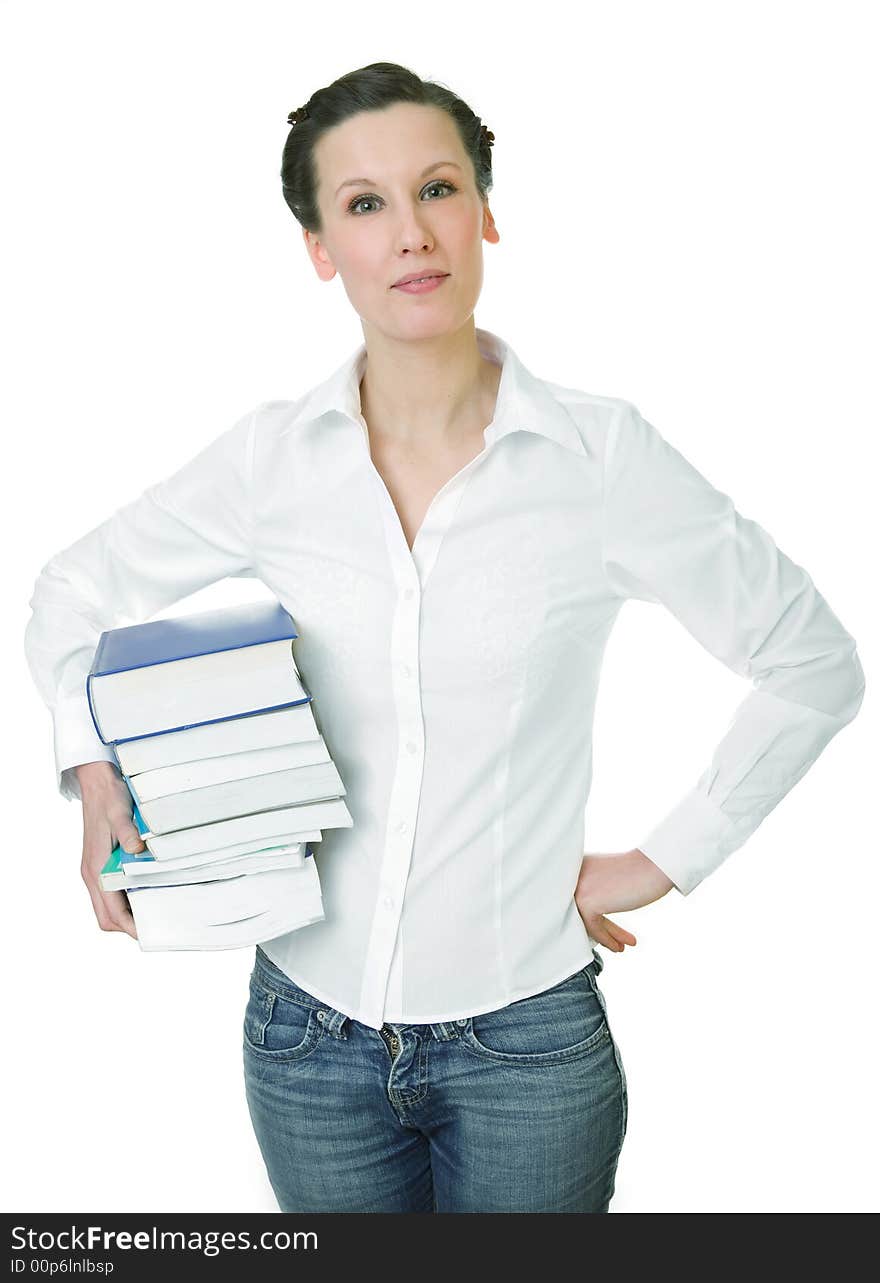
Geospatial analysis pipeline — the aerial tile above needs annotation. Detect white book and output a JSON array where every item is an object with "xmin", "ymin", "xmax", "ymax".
[
  {"xmin": 115, "ymin": 702, "xmax": 321, "ymax": 775},
  {"xmin": 140, "ymin": 829, "xmax": 322, "ymax": 868},
  {"xmin": 130, "ymin": 736, "xmax": 332, "ymax": 800},
  {"xmin": 131, "ymin": 862, "xmax": 325, "ymax": 952},
  {"xmin": 136, "ymin": 761, "xmax": 347, "ymax": 835},
  {"xmin": 144, "ymin": 797, "xmax": 352, "ymax": 859},
  {"xmin": 117, "ymin": 847, "xmax": 307, "ymax": 889}
]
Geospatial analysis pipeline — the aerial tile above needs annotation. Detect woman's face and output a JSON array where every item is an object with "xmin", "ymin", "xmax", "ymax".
[{"xmin": 304, "ymin": 102, "xmax": 498, "ymax": 341}]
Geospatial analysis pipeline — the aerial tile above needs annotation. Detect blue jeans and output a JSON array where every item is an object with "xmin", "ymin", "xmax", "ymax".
[{"xmin": 242, "ymin": 944, "xmax": 628, "ymax": 1212}]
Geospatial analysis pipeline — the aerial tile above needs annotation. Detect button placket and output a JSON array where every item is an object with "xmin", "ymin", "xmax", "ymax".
[
  {"xmin": 357, "ymin": 563, "xmax": 427, "ymax": 1028},
  {"xmin": 357, "ymin": 438, "xmax": 492, "ymax": 1028}
]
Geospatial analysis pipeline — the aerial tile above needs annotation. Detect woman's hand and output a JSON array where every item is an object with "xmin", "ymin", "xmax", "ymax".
[
  {"xmin": 574, "ymin": 848, "xmax": 676, "ymax": 953},
  {"xmin": 76, "ymin": 761, "xmax": 144, "ymax": 939}
]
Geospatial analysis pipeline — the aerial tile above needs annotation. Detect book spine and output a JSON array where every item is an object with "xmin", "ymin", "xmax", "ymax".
[
  {"xmin": 85, "ymin": 672, "xmax": 109, "ymax": 745},
  {"xmin": 112, "ymin": 696, "xmax": 313, "ymax": 745},
  {"xmin": 119, "ymin": 772, "xmax": 150, "ymax": 836}
]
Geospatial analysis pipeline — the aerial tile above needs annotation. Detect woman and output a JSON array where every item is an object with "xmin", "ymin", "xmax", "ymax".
[{"xmin": 23, "ymin": 61, "xmax": 865, "ymax": 1214}]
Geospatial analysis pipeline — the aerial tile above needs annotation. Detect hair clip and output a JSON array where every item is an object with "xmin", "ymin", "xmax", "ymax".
[
  {"xmin": 287, "ymin": 105, "xmax": 310, "ymax": 126},
  {"xmin": 480, "ymin": 123, "xmax": 495, "ymax": 147}
]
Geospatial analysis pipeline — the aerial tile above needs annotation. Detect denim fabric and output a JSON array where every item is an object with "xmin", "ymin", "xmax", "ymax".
[{"xmin": 243, "ymin": 944, "xmax": 628, "ymax": 1213}]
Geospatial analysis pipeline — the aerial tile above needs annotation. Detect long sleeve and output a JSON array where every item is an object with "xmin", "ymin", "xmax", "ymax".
[
  {"xmin": 601, "ymin": 399, "xmax": 866, "ymax": 896},
  {"xmin": 23, "ymin": 404, "xmax": 261, "ymax": 803}
]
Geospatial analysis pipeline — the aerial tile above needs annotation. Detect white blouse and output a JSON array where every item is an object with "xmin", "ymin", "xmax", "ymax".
[{"xmin": 23, "ymin": 327, "xmax": 865, "ymax": 1031}]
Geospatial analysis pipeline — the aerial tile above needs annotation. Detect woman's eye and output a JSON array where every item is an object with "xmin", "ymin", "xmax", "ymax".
[
  {"xmin": 347, "ymin": 180, "xmax": 457, "ymax": 215},
  {"xmin": 423, "ymin": 180, "xmax": 456, "ymax": 199},
  {"xmin": 348, "ymin": 195, "xmax": 380, "ymax": 215}
]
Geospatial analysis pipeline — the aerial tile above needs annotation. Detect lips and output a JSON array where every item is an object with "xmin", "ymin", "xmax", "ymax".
[{"xmin": 392, "ymin": 272, "xmax": 449, "ymax": 288}]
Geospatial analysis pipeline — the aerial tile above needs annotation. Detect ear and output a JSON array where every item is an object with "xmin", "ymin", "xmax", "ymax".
[
  {"xmin": 302, "ymin": 225, "xmax": 338, "ymax": 282},
  {"xmin": 482, "ymin": 202, "xmax": 500, "ymax": 245}
]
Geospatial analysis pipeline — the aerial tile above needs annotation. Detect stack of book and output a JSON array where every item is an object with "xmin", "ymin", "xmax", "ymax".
[{"xmin": 89, "ymin": 599, "xmax": 352, "ymax": 951}]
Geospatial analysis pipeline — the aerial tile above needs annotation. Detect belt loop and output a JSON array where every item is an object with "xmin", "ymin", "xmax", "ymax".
[
  {"xmin": 322, "ymin": 1008, "xmax": 350, "ymax": 1038},
  {"xmin": 430, "ymin": 1021, "xmax": 460, "ymax": 1041}
]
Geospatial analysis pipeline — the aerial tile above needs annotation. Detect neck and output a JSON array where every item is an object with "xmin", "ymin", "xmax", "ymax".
[{"xmin": 358, "ymin": 323, "xmax": 501, "ymax": 450}]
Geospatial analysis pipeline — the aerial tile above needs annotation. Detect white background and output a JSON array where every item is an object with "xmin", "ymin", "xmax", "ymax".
[{"xmin": 2, "ymin": 0, "xmax": 877, "ymax": 1213}]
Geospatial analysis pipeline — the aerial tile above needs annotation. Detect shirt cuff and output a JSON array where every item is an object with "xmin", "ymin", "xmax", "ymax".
[
  {"xmin": 637, "ymin": 786, "xmax": 737, "ymax": 896},
  {"xmin": 53, "ymin": 692, "xmax": 118, "ymax": 802}
]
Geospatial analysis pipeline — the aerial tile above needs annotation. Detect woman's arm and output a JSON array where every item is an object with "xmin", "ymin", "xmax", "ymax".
[
  {"xmin": 23, "ymin": 403, "xmax": 261, "ymax": 803},
  {"xmin": 23, "ymin": 403, "xmax": 262, "ymax": 937},
  {"xmin": 599, "ymin": 399, "xmax": 865, "ymax": 898}
]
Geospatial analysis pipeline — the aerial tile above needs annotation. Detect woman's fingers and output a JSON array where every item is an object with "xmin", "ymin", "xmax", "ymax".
[
  {"xmin": 587, "ymin": 914, "xmax": 637, "ymax": 952},
  {"xmin": 81, "ymin": 836, "xmax": 139, "ymax": 938},
  {"xmin": 607, "ymin": 920, "xmax": 637, "ymax": 947},
  {"xmin": 88, "ymin": 879, "xmax": 137, "ymax": 938},
  {"xmin": 104, "ymin": 888, "xmax": 138, "ymax": 939}
]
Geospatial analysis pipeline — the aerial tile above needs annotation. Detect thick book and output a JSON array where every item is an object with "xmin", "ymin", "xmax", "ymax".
[
  {"xmin": 125, "ymin": 787, "xmax": 352, "ymax": 860},
  {"xmin": 128, "ymin": 736, "xmax": 332, "ymax": 801},
  {"xmin": 87, "ymin": 599, "xmax": 311, "ymax": 744},
  {"xmin": 129, "ymin": 862, "xmax": 326, "ymax": 952},
  {"xmin": 114, "ymin": 701, "xmax": 321, "ymax": 776},
  {"xmin": 125, "ymin": 759, "xmax": 347, "ymax": 835},
  {"xmin": 102, "ymin": 830, "xmax": 322, "ymax": 877},
  {"xmin": 100, "ymin": 841, "xmax": 311, "ymax": 890}
]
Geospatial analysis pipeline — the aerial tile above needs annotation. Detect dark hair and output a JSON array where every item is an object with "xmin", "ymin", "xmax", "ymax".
[{"xmin": 281, "ymin": 61, "xmax": 495, "ymax": 236}]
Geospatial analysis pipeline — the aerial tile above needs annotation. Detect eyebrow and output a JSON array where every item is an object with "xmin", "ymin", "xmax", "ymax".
[{"xmin": 335, "ymin": 161, "xmax": 462, "ymax": 198}]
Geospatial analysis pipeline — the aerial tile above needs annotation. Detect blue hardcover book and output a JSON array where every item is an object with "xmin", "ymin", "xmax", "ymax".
[{"xmin": 87, "ymin": 599, "xmax": 310, "ymax": 745}]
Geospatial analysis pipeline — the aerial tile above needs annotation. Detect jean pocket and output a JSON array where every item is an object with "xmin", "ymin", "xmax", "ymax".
[
  {"xmin": 243, "ymin": 974, "xmax": 323, "ymax": 1062},
  {"xmin": 461, "ymin": 966, "xmax": 610, "ymax": 1065}
]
